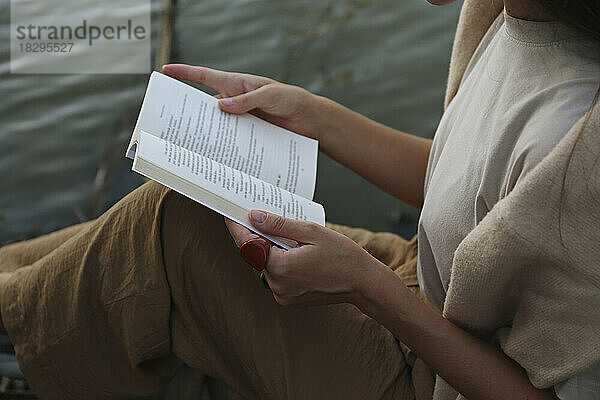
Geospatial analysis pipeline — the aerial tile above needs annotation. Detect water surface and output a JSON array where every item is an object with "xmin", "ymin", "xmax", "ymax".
[{"xmin": 0, "ymin": 0, "xmax": 461, "ymax": 245}]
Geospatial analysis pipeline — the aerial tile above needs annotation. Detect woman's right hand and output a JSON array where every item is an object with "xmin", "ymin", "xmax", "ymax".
[
  {"xmin": 163, "ymin": 64, "xmax": 432, "ymax": 208},
  {"xmin": 162, "ymin": 64, "xmax": 322, "ymax": 141}
]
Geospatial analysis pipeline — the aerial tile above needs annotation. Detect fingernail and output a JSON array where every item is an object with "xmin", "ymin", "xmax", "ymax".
[
  {"xmin": 250, "ymin": 210, "xmax": 267, "ymax": 224},
  {"xmin": 161, "ymin": 64, "xmax": 168, "ymax": 71},
  {"xmin": 219, "ymin": 98, "xmax": 235, "ymax": 107}
]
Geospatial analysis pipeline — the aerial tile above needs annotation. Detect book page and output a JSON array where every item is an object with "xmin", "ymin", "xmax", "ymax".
[
  {"xmin": 128, "ymin": 72, "xmax": 319, "ymax": 199},
  {"xmin": 134, "ymin": 131, "xmax": 325, "ymax": 245}
]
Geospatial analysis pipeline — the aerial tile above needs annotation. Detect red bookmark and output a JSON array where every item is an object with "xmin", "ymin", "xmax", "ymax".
[{"xmin": 240, "ymin": 237, "xmax": 271, "ymax": 271}]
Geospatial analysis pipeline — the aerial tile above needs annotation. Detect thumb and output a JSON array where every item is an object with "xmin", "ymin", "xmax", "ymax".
[
  {"xmin": 218, "ymin": 85, "xmax": 275, "ymax": 114},
  {"xmin": 249, "ymin": 210, "xmax": 319, "ymax": 243}
]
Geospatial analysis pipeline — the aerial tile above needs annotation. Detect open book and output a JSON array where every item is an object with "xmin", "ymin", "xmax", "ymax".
[{"xmin": 126, "ymin": 72, "xmax": 325, "ymax": 249}]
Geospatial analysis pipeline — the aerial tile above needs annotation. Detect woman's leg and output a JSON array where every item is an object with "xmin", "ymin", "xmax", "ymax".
[
  {"xmin": 325, "ymin": 224, "xmax": 435, "ymax": 400},
  {"xmin": 0, "ymin": 222, "xmax": 95, "ymax": 330},
  {"xmin": 1, "ymin": 181, "xmax": 429, "ymax": 400},
  {"xmin": 0, "ymin": 221, "xmax": 93, "ymax": 272}
]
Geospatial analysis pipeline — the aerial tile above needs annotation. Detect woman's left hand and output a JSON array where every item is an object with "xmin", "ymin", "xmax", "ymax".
[{"xmin": 225, "ymin": 210, "xmax": 387, "ymax": 307}]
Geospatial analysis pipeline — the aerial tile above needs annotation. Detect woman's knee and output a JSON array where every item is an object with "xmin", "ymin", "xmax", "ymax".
[
  {"xmin": 159, "ymin": 187, "xmax": 227, "ymax": 241},
  {"xmin": 159, "ymin": 188, "xmax": 239, "ymax": 285},
  {"xmin": 126, "ymin": 181, "xmax": 172, "ymax": 212}
]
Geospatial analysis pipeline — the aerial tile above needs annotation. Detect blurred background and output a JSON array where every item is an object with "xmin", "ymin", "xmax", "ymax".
[
  {"xmin": 0, "ymin": 0, "xmax": 461, "ymax": 246},
  {"xmin": 0, "ymin": 0, "xmax": 461, "ymax": 398}
]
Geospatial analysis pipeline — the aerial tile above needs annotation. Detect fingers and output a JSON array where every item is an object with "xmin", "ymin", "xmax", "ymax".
[
  {"xmin": 163, "ymin": 64, "xmax": 284, "ymax": 117},
  {"xmin": 162, "ymin": 64, "xmax": 272, "ymax": 97},
  {"xmin": 218, "ymin": 84, "xmax": 276, "ymax": 114},
  {"xmin": 248, "ymin": 210, "xmax": 322, "ymax": 243},
  {"xmin": 263, "ymin": 266, "xmax": 348, "ymax": 307},
  {"xmin": 224, "ymin": 217, "xmax": 258, "ymax": 247},
  {"xmin": 163, "ymin": 64, "xmax": 230, "ymax": 91}
]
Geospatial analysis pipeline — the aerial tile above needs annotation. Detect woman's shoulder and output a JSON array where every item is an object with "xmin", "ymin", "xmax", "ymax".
[
  {"xmin": 505, "ymin": 79, "xmax": 599, "ymax": 192},
  {"xmin": 445, "ymin": 97, "xmax": 600, "ymax": 387},
  {"xmin": 497, "ymin": 92, "xmax": 600, "ymax": 272},
  {"xmin": 452, "ymin": 91, "xmax": 600, "ymax": 279}
]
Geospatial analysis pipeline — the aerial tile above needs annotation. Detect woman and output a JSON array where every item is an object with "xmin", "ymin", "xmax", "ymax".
[{"xmin": 0, "ymin": 0, "xmax": 599, "ymax": 399}]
